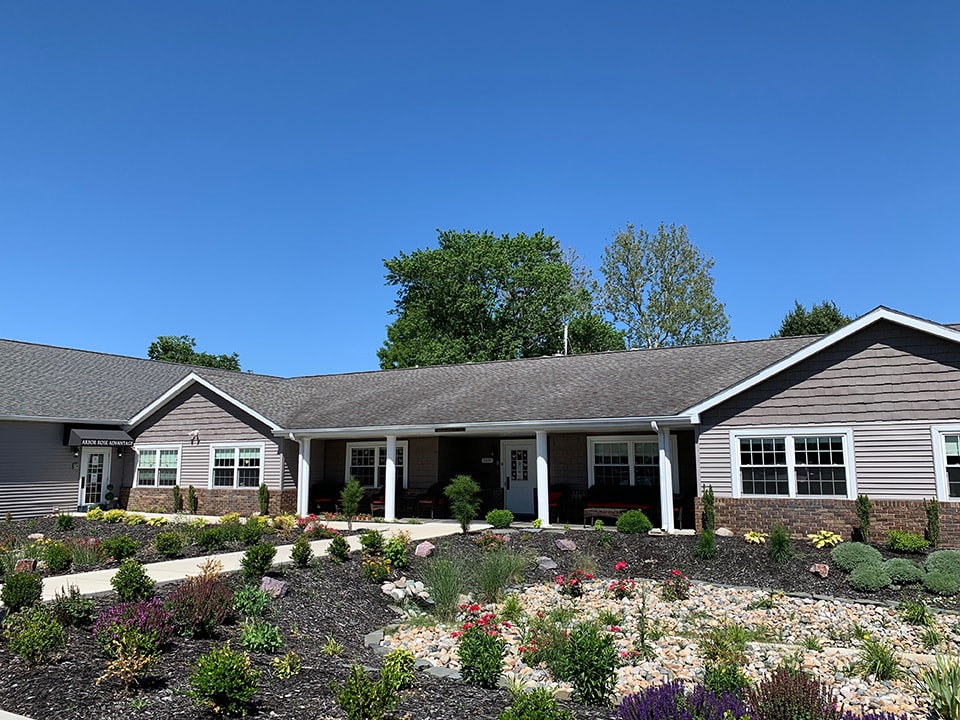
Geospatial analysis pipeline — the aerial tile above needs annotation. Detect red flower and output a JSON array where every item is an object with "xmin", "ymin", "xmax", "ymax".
[{"xmin": 615, "ymin": 561, "xmax": 628, "ymax": 572}]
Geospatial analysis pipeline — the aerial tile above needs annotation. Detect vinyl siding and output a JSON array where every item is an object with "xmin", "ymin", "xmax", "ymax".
[
  {"xmin": 0, "ymin": 421, "xmax": 82, "ymax": 519},
  {"xmin": 127, "ymin": 386, "xmax": 285, "ymax": 491}
]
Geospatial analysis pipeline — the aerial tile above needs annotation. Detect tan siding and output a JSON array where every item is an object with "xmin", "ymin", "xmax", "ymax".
[
  {"xmin": 131, "ymin": 386, "xmax": 284, "ymax": 491},
  {"xmin": 0, "ymin": 421, "xmax": 82, "ymax": 519},
  {"xmin": 695, "ymin": 426, "xmax": 735, "ymax": 496}
]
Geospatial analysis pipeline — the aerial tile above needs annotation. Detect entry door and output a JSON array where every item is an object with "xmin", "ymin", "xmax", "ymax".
[
  {"xmin": 79, "ymin": 447, "xmax": 111, "ymax": 507},
  {"xmin": 501, "ymin": 440, "xmax": 536, "ymax": 515}
]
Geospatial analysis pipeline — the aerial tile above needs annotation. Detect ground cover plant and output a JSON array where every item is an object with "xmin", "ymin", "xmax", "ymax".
[{"xmin": 0, "ymin": 520, "xmax": 959, "ymax": 720}]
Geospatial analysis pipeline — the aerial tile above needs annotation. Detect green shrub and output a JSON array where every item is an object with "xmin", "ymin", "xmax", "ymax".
[
  {"xmin": 360, "ymin": 555, "xmax": 392, "ymax": 582},
  {"xmin": 563, "ymin": 621, "xmax": 618, "ymax": 707},
  {"xmin": 43, "ymin": 540, "xmax": 73, "ymax": 573},
  {"xmin": 172, "ymin": 484, "xmax": 182, "ymax": 514},
  {"xmin": 855, "ymin": 493, "xmax": 872, "ymax": 544},
  {"xmin": 616, "ymin": 509, "xmax": 653, "ymax": 534},
  {"xmin": 485, "ymin": 509, "xmax": 514, "ymax": 529},
  {"xmin": 4, "ymin": 606, "xmax": 66, "ymax": 665},
  {"xmin": 239, "ymin": 521, "xmax": 265, "ymax": 547},
  {"xmin": 702, "ymin": 485, "xmax": 716, "ymax": 533},
  {"xmin": 51, "ymin": 584, "xmax": 96, "ymax": 627},
  {"xmin": 854, "ymin": 635, "xmax": 901, "ymax": 680},
  {"xmin": 746, "ymin": 667, "xmax": 837, "ymax": 718},
  {"xmin": 898, "ymin": 599, "xmax": 934, "ymax": 627},
  {"xmin": 258, "ymin": 483, "xmax": 270, "ymax": 516},
  {"xmin": 883, "ymin": 558, "xmax": 924, "ymax": 584},
  {"xmin": 111, "ymin": 558, "xmax": 156, "ymax": 602},
  {"xmin": 167, "ymin": 575, "xmax": 235, "ymax": 638},
  {"xmin": 55, "ymin": 513, "xmax": 75, "ymax": 531},
  {"xmin": 381, "ymin": 647, "xmax": 416, "ymax": 692},
  {"xmin": 694, "ymin": 528, "xmax": 717, "ymax": 560},
  {"xmin": 1, "ymin": 571, "xmax": 42, "ymax": 612},
  {"xmin": 233, "ymin": 584, "xmax": 271, "ymax": 618},
  {"xmin": 328, "ymin": 533, "xmax": 350, "ymax": 562},
  {"xmin": 923, "ymin": 570, "xmax": 960, "ymax": 596},
  {"xmin": 926, "ymin": 549, "xmax": 960, "ymax": 576},
  {"xmin": 359, "ymin": 529, "xmax": 385, "ymax": 555},
  {"xmin": 499, "ymin": 685, "xmax": 573, "ymax": 720},
  {"xmin": 240, "ymin": 619, "xmax": 284, "ymax": 654},
  {"xmin": 85, "ymin": 506, "xmax": 105, "ymax": 521},
  {"xmin": 767, "ymin": 524, "xmax": 792, "ymax": 565},
  {"xmin": 189, "ymin": 643, "xmax": 260, "ymax": 717},
  {"xmin": 290, "ymin": 534, "xmax": 313, "ymax": 568},
  {"xmin": 474, "ymin": 549, "xmax": 526, "ymax": 604},
  {"xmin": 847, "ymin": 562, "xmax": 891, "ymax": 591},
  {"xmin": 154, "ymin": 531, "xmax": 183, "ymax": 559},
  {"xmin": 334, "ymin": 664, "xmax": 401, "ymax": 720},
  {"xmin": 422, "ymin": 557, "xmax": 466, "ymax": 622},
  {"xmin": 383, "ymin": 533, "xmax": 410, "ymax": 569},
  {"xmin": 187, "ymin": 484, "xmax": 198, "ymax": 514},
  {"xmin": 340, "ymin": 477, "xmax": 365, "ymax": 531},
  {"xmin": 92, "ymin": 597, "xmax": 173, "ymax": 657},
  {"xmin": 445, "ymin": 474, "xmax": 482, "ymax": 533},
  {"xmin": 197, "ymin": 526, "xmax": 229, "ymax": 552},
  {"xmin": 103, "ymin": 509, "xmax": 126, "ymax": 523},
  {"xmin": 102, "ymin": 535, "xmax": 140, "ymax": 561},
  {"xmin": 457, "ymin": 608, "xmax": 507, "ymax": 689},
  {"xmin": 830, "ymin": 541, "xmax": 882, "ymax": 572},
  {"xmin": 925, "ymin": 499, "xmax": 941, "ymax": 548},
  {"xmin": 699, "ymin": 622, "xmax": 748, "ymax": 666},
  {"xmin": 922, "ymin": 653, "xmax": 960, "ymax": 720},
  {"xmin": 703, "ymin": 661, "xmax": 750, "ymax": 697},
  {"xmin": 240, "ymin": 542, "xmax": 276, "ymax": 581},
  {"xmin": 886, "ymin": 529, "xmax": 929, "ymax": 553}
]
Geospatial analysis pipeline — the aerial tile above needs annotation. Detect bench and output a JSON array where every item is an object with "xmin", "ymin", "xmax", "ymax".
[{"xmin": 582, "ymin": 484, "xmax": 654, "ymax": 526}]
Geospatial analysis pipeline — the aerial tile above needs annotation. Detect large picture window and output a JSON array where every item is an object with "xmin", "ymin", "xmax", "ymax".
[
  {"xmin": 210, "ymin": 444, "xmax": 264, "ymax": 489},
  {"xmin": 345, "ymin": 442, "xmax": 408, "ymax": 489},
  {"xmin": 732, "ymin": 429, "xmax": 853, "ymax": 498},
  {"xmin": 135, "ymin": 446, "xmax": 181, "ymax": 487},
  {"xmin": 932, "ymin": 427, "xmax": 960, "ymax": 501},
  {"xmin": 587, "ymin": 436, "xmax": 673, "ymax": 490}
]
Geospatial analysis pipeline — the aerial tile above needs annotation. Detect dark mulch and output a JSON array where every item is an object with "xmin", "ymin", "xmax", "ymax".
[{"xmin": 0, "ymin": 526, "xmax": 955, "ymax": 720}]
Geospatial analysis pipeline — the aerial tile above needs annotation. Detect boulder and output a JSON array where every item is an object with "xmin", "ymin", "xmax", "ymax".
[
  {"xmin": 415, "ymin": 541, "xmax": 435, "ymax": 558},
  {"xmin": 809, "ymin": 563, "xmax": 829, "ymax": 578},
  {"xmin": 537, "ymin": 556, "xmax": 558, "ymax": 571},
  {"xmin": 555, "ymin": 539, "xmax": 577, "ymax": 552},
  {"xmin": 13, "ymin": 559, "xmax": 37, "ymax": 573},
  {"xmin": 260, "ymin": 576, "xmax": 288, "ymax": 599},
  {"xmin": 715, "ymin": 527, "xmax": 734, "ymax": 537}
]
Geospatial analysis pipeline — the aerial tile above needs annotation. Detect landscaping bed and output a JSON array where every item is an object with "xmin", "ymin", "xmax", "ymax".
[{"xmin": 0, "ymin": 522, "xmax": 958, "ymax": 719}]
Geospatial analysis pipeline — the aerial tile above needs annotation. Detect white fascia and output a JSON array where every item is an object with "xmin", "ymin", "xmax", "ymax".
[
  {"xmin": 125, "ymin": 372, "xmax": 282, "ymax": 432},
  {"xmin": 682, "ymin": 306, "xmax": 960, "ymax": 420}
]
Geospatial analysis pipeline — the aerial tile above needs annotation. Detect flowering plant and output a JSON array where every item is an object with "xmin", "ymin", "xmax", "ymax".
[
  {"xmin": 807, "ymin": 530, "xmax": 843, "ymax": 548},
  {"xmin": 660, "ymin": 569, "xmax": 691, "ymax": 601},
  {"xmin": 92, "ymin": 597, "xmax": 173, "ymax": 657},
  {"xmin": 556, "ymin": 568, "xmax": 593, "ymax": 598},
  {"xmin": 744, "ymin": 531, "xmax": 768, "ymax": 544},
  {"xmin": 607, "ymin": 578, "xmax": 636, "ymax": 600},
  {"xmin": 473, "ymin": 531, "xmax": 508, "ymax": 552},
  {"xmin": 453, "ymin": 604, "xmax": 508, "ymax": 689},
  {"xmin": 614, "ymin": 560, "xmax": 628, "ymax": 574}
]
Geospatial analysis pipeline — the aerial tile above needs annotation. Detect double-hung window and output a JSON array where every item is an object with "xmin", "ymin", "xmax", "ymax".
[
  {"xmin": 210, "ymin": 444, "xmax": 264, "ymax": 489},
  {"xmin": 732, "ymin": 429, "xmax": 853, "ymax": 498},
  {"xmin": 932, "ymin": 427, "xmax": 960, "ymax": 500},
  {"xmin": 135, "ymin": 446, "xmax": 181, "ymax": 486},
  {"xmin": 587, "ymin": 436, "xmax": 672, "ymax": 489},
  {"xmin": 345, "ymin": 442, "xmax": 408, "ymax": 489}
]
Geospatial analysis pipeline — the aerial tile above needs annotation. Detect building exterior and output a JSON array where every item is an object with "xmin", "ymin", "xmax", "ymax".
[{"xmin": 1, "ymin": 307, "xmax": 959, "ymax": 543}]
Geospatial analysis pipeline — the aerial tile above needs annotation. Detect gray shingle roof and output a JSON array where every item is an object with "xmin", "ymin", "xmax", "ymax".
[{"xmin": 0, "ymin": 336, "xmax": 818, "ymax": 430}]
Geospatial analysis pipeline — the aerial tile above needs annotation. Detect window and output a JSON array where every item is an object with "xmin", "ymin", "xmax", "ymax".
[
  {"xmin": 732, "ymin": 429, "xmax": 853, "ymax": 498},
  {"xmin": 345, "ymin": 442, "xmax": 408, "ymax": 489},
  {"xmin": 209, "ymin": 444, "xmax": 263, "ymax": 489},
  {"xmin": 932, "ymin": 427, "xmax": 960, "ymax": 500},
  {"xmin": 587, "ymin": 436, "xmax": 671, "ymax": 489},
  {"xmin": 135, "ymin": 446, "xmax": 180, "ymax": 487}
]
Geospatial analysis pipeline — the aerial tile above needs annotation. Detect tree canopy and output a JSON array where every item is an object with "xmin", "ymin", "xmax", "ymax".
[
  {"xmin": 776, "ymin": 300, "xmax": 852, "ymax": 337},
  {"xmin": 377, "ymin": 229, "xmax": 623, "ymax": 369},
  {"xmin": 147, "ymin": 335, "xmax": 242, "ymax": 371},
  {"xmin": 599, "ymin": 223, "xmax": 729, "ymax": 348}
]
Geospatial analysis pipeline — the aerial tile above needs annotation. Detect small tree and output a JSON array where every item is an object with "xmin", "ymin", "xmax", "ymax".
[
  {"xmin": 258, "ymin": 483, "xmax": 270, "ymax": 516},
  {"xmin": 187, "ymin": 485, "xmax": 198, "ymax": 514},
  {"xmin": 172, "ymin": 485, "xmax": 182, "ymax": 514},
  {"xmin": 444, "ymin": 475, "xmax": 481, "ymax": 533},
  {"xmin": 340, "ymin": 477, "xmax": 365, "ymax": 532},
  {"xmin": 856, "ymin": 494, "xmax": 872, "ymax": 544},
  {"xmin": 776, "ymin": 300, "xmax": 851, "ymax": 337}
]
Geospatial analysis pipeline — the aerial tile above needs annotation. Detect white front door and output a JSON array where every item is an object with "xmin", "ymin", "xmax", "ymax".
[
  {"xmin": 79, "ymin": 447, "xmax": 111, "ymax": 507},
  {"xmin": 502, "ymin": 440, "xmax": 536, "ymax": 515}
]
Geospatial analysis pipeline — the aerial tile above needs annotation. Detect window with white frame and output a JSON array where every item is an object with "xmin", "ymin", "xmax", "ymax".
[
  {"xmin": 588, "ymin": 437, "xmax": 661, "ymax": 488},
  {"xmin": 345, "ymin": 442, "xmax": 408, "ymax": 489},
  {"xmin": 732, "ymin": 429, "xmax": 853, "ymax": 498},
  {"xmin": 932, "ymin": 427, "xmax": 960, "ymax": 500},
  {"xmin": 136, "ymin": 446, "xmax": 181, "ymax": 486},
  {"xmin": 210, "ymin": 444, "xmax": 263, "ymax": 489}
]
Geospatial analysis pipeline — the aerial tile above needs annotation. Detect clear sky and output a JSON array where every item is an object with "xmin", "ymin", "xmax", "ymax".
[{"xmin": 1, "ymin": 3, "xmax": 957, "ymax": 377}]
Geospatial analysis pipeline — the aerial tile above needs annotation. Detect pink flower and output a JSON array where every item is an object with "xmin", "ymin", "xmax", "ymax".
[{"xmin": 615, "ymin": 561, "xmax": 628, "ymax": 572}]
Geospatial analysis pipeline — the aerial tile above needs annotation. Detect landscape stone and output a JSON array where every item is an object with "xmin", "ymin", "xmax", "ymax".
[
  {"xmin": 13, "ymin": 558, "xmax": 37, "ymax": 573},
  {"xmin": 810, "ymin": 563, "xmax": 830, "ymax": 578},
  {"xmin": 715, "ymin": 527, "xmax": 734, "ymax": 537},
  {"xmin": 26, "ymin": 533, "xmax": 44, "ymax": 541},
  {"xmin": 415, "ymin": 541, "xmax": 435, "ymax": 557},
  {"xmin": 260, "ymin": 576, "xmax": 288, "ymax": 599},
  {"xmin": 555, "ymin": 538, "xmax": 576, "ymax": 551},
  {"xmin": 537, "ymin": 556, "xmax": 558, "ymax": 571}
]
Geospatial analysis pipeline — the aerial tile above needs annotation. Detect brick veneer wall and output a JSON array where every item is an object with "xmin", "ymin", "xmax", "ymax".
[
  {"xmin": 123, "ymin": 487, "xmax": 298, "ymax": 516},
  {"xmin": 693, "ymin": 497, "xmax": 960, "ymax": 548}
]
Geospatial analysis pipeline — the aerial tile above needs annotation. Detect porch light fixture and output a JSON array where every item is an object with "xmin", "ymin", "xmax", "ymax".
[{"xmin": 72, "ymin": 447, "xmax": 79, "ymax": 457}]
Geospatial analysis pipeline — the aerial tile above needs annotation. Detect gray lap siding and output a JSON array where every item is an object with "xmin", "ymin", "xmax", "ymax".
[{"xmin": 0, "ymin": 420, "xmax": 80, "ymax": 520}]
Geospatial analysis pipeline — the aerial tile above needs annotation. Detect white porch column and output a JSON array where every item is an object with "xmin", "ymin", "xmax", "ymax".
[
  {"xmin": 535, "ymin": 430, "xmax": 550, "ymax": 527},
  {"xmin": 384, "ymin": 435, "xmax": 397, "ymax": 522},
  {"xmin": 296, "ymin": 438, "xmax": 311, "ymax": 517},
  {"xmin": 658, "ymin": 428, "xmax": 675, "ymax": 532}
]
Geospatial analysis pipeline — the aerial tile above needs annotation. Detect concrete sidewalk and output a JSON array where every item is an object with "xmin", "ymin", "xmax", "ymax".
[{"xmin": 41, "ymin": 519, "xmax": 471, "ymax": 600}]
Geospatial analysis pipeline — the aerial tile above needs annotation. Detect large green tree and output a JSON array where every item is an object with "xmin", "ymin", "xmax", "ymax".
[
  {"xmin": 600, "ymin": 223, "xmax": 729, "ymax": 348},
  {"xmin": 147, "ymin": 335, "xmax": 242, "ymax": 371},
  {"xmin": 776, "ymin": 300, "xmax": 851, "ymax": 337},
  {"xmin": 378, "ymin": 230, "xmax": 622, "ymax": 369}
]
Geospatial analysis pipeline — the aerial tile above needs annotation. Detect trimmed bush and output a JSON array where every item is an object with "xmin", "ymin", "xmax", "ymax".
[
  {"xmin": 111, "ymin": 558, "xmax": 156, "ymax": 602},
  {"xmin": 102, "ymin": 535, "xmax": 140, "ymax": 561},
  {"xmin": 925, "ymin": 498, "xmax": 941, "ymax": 547},
  {"xmin": 926, "ymin": 549, "xmax": 960, "ymax": 576},
  {"xmin": 381, "ymin": 647, "xmax": 416, "ymax": 692},
  {"xmin": 886, "ymin": 530, "xmax": 929, "ymax": 554},
  {"xmin": 239, "ymin": 521, "xmax": 265, "ymax": 547},
  {"xmin": 328, "ymin": 534, "xmax": 350, "ymax": 562},
  {"xmin": 767, "ymin": 524, "xmax": 792, "ymax": 566},
  {"xmin": 848, "ymin": 562, "xmax": 891, "ymax": 591},
  {"xmin": 922, "ymin": 570, "xmax": 960, "ymax": 596},
  {"xmin": 359, "ymin": 529, "xmax": 385, "ymax": 555},
  {"xmin": 240, "ymin": 542, "xmax": 276, "ymax": 581},
  {"xmin": 43, "ymin": 541, "xmax": 73, "ymax": 573},
  {"xmin": 694, "ymin": 528, "xmax": 717, "ymax": 560},
  {"xmin": 831, "ymin": 542, "xmax": 882, "ymax": 572},
  {"xmin": 197, "ymin": 526, "xmax": 229, "ymax": 552},
  {"xmin": 883, "ymin": 558, "xmax": 924, "ymax": 585},
  {"xmin": 485, "ymin": 509, "xmax": 514, "ymax": 529},
  {"xmin": 334, "ymin": 664, "xmax": 401, "ymax": 720},
  {"xmin": 1, "ymin": 571, "xmax": 42, "ymax": 612},
  {"xmin": 5, "ymin": 606, "xmax": 66, "ymax": 665},
  {"xmin": 258, "ymin": 483, "xmax": 270, "ymax": 516},
  {"xmin": 616, "ymin": 509, "xmax": 653, "ymax": 534},
  {"xmin": 154, "ymin": 531, "xmax": 183, "ymax": 559},
  {"xmin": 290, "ymin": 534, "xmax": 313, "ymax": 568},
  {"xmin": 189, "ymin": 643, "xmax": 260, "ymax": 717}
]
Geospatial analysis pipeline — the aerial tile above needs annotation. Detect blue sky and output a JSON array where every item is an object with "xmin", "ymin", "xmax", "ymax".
[{"xmin": 1, "ymin": 3, "xmax": 957, "ymax": 377}]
